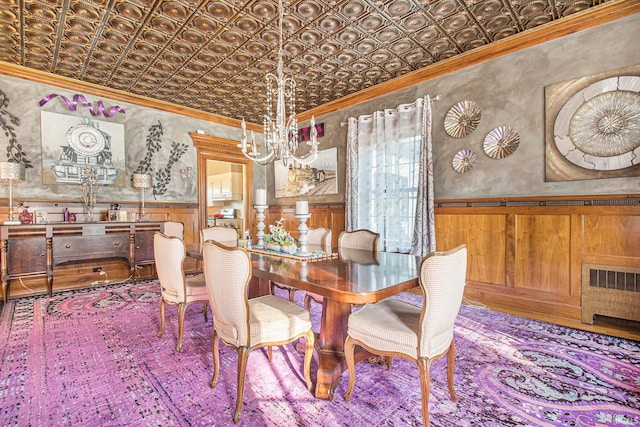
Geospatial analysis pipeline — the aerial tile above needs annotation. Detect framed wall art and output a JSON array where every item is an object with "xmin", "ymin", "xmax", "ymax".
[
  {"xmin": 274, "ymin": 147, "xmax": 338, "ymax": 198},
  {"xmin": 34, "ymin": 210, "xmax": 48, "ymax": 224},
  {"xmin": 40, "ymin": 111, "xmax": 126, "ymax": 186},
  {"xmin": 545, "ymin": 64, "xmax": 640, "ymax": 182}
]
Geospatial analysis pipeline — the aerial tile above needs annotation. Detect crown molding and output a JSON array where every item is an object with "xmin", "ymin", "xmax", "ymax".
[
  {"xmin": 297, "ymin": 0, "xmax": 639, "ymax": 121},
  {"xmin": 0, "ymin": 0, "xmax": 635, "ymax": 129}
]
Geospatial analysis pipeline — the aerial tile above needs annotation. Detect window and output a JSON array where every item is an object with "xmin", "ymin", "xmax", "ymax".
[
  {"xmin": 356, "ymin": 134, "xmax": 420, "ymax": 253},
  {"xmin": 346, "ymin": 96, "xmax": 435, "ymax": 256}
]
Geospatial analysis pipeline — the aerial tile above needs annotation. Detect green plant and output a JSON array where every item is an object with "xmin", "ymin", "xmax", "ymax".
[{"xmin": 264, "ymin": 218, "xmax": 295, "ymax": 246}]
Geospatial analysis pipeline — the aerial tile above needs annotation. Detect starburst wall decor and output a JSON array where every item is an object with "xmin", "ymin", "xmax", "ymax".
[{"xmin": 545, "ymin": 64, "xmax": 640, "ymax": 182}]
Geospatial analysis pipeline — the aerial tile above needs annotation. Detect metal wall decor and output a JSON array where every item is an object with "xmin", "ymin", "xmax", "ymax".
[
  {"xmin": 444, "ymin": 100, "xmax": 481, "ymax": 138},
  {"xmin": 545, "ymin": 65, "xmax": 640, "ymax": 181},
  {"xmin": 39, "ymin": 93, "xmax": 126, "ymax": 117},
  {"xmin": 483, "ymin": 126, "xmax": 520, "ymax": 159},
  {"xmin": 557, "ymin": 77, "xmax": 640, "ymax": 171},
  {"xmin": 0, "ymin": 89, "xmax": 31, "ymax": 168},
  {"xmin": 452, "ymin": 149, "xmax": 477, "ymax": 173},
  {"xmin": 133, "ymin": 121, "xmax": 190, "ymax": 199}
]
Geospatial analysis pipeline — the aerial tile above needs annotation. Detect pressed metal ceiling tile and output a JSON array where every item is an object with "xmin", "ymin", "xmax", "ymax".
[{"xmin": 0, "ymin": 0, "xmax": 612, "ymax": 123}]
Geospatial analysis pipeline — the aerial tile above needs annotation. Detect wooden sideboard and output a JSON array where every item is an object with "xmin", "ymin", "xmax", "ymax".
[{"xmin": 0, "ymin": 221, "xmax": 166, "ymax": 301}]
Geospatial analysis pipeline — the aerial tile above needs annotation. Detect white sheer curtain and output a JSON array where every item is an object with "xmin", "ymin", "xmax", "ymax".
[{"xmin": 346, "ymin": 96, "xmax": 435, "ymax": 255}]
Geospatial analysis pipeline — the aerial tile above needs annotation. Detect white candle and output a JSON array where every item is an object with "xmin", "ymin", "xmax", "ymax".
[
  {"xmin": 296, "ymin": 200, "xmax": 309, "ymax": 215},
  {"xmin": 256, "ymin": 188, "xmax": 267, "ymax": 206}
]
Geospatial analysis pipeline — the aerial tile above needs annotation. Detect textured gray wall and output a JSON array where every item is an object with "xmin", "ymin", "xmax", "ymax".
[
  {"xmin": 1, "ymin": 14, "xmax": 638, "ymax": 206},
  {"xmin": 315, "ymin": 14, "xmax": 640, "ymax": 200},
  {"xmin": 0, "ymin": 73, "xmax": 243, "ymax": 204}
]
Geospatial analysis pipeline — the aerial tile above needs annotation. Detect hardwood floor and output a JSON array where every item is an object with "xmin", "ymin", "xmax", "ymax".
[{"xmin": 479, "ymin": 302, "xmax": 640, "ymax": 342}]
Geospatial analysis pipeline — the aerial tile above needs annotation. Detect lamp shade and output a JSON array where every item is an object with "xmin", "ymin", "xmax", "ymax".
[
  {"xmin": 0, "ymin": 162, "xmax": 25, "ymax": 184},
  {"xmin": 132, "ymin": 173, "xmax": 152, "ymax": 190}
]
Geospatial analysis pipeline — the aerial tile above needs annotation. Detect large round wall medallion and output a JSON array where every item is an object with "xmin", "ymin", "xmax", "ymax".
[
  {"xmin": 483, "ymin": 126, "xmax": 520, "ymax": 159},
  {"xmin": 452, "ymin": 149, "xmax": 476, "ymax": 173},
  {"xmin": 553, "ymin": 75, "xmax": 640, "ymax": 171},
  {"xmin": 444, "ymin": 100, "xmax": 481, "ymax": 138}
]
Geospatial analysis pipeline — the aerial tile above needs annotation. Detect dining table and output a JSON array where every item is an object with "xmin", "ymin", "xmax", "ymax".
[{"xmin": 186, "ymin": 243, "xmax": 422, "ymax": 400}]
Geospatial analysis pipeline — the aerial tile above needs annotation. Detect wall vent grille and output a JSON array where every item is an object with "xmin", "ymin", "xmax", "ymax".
[{"xmin": 588, "ymin": 266, "xmax": 640, "ymax": 293}]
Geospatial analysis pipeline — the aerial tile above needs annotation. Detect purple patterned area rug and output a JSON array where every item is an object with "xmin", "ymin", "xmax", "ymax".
[{"xmin": 0, "ymin": 281, "xmax": 638, "ymax": 426}]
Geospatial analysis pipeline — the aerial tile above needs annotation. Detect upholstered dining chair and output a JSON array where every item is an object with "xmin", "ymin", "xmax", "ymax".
[
  {"xmin": 343, "ymin": 244, "xmax": 468, "ymax": 427},
  {"xmin": 195, "ymin": 226, "xmax": 239, "ymax": 270},
  {"xmin": 163, "ymin": 221, "xmax": 184, "ymax": 238},
  {"xmin": 200, "ymin": 226, "xmax": 238, "ymax": 248},
  {"xmin": 154, "ymin": 232, "xmax": 208, "ymax": 352},
  {"xmin": 202, "ymin": 240, "xmax": 315, "ymax": 424},
  {"xmin": 270, "ymin": 227, "xmax": 332, "ymax": 301},
  {"xmin": 303, "ymin": 229, "xmax": 379, "ymax": 310}
]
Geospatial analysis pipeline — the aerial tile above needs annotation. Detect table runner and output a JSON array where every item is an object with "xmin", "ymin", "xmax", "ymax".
[{"xmin": 247, "ymin": 247, "xmax": 337, "ymax": 262}]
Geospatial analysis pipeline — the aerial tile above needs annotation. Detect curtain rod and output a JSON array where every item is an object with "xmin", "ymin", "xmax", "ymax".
[{"xmin": 340, "ymin": 94, "xmax": 441, "ymax": 127}]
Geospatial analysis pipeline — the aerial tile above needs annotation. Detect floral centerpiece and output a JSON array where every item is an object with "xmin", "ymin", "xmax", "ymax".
[{"xmin": 264, "ymin": 218, "xmax": 298, "ymax": 254}]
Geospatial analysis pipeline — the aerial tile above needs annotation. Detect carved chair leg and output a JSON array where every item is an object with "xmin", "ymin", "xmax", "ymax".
[
  {"xmin": 417, "ymin": 357, "xmax": 432, "ymax": 427},
  {"xmin": 176, "ymin": 303, "xmax": 186, "ymax": 352},
  {"xmin": 267, "ymin": 346, "xmax": 272, "ymax": 362},
  {"xmin": 210, "ymin": 331, "xmax": 220, "ymax": 389},
  {"xmin": 157, "ymin": 298, "xmax": 165, "ymax": 338},
  {"xmin": 343, "ymin": 336, "xmax": 357, "ymax": 402},
  {"xmin": 234, "ymin": 346, "xmax": 250, "ymax": 424},
  {"xmin": 447, "ymin": 341, "xmax": 458, "ymax": 401},
  {"xmin": 202, "ymin": 301, "xmax": 208, "ymax": 323}
]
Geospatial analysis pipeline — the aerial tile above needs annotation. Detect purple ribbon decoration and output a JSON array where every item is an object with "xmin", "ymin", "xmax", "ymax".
[{"xmin": 39, "ymin": 94, "xmax": 126, "ymax": 117}]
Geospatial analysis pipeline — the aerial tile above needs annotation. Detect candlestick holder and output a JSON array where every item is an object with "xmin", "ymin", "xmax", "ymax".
[
  {"xmin": 295, "ymin": 213, "xmax": 312, "ymax": 256},
  {"xmin": 254, "ymin": 204, "xmax": 268, "ymax": 249}
]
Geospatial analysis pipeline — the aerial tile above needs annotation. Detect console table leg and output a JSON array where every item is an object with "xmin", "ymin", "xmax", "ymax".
[{"xmin": 46, "ymin": 237, "xmax": 53, "ymax": 295}]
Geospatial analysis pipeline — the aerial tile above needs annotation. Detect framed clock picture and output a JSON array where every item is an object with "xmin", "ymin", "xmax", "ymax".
[{"xmin": 40, "ymin": 111, "xmax": 126, "ymax": 186}]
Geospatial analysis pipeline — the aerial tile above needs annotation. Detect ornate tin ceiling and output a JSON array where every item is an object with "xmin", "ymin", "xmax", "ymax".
[{"xmin": 0, "ymin": 0, "xmax": 606, "ymax": 123}]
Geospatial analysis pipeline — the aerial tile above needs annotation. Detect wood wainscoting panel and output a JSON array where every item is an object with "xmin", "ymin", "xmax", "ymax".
[
  {"xmin": 583, "ymin": 215, "xmax": 640, "ymax": 265},
  {"xmin": 435, "ymin": 196, "xmax": 640, "ymax": 325},
  {"xmin": 514, "ymin": 214, "xmax": 572, "ymax": 295},
  {"xmin": 435, "ymin": 213, "xmax": 506, "ymax": 286}
]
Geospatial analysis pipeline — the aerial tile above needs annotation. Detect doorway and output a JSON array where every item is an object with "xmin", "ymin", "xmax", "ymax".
[
  {"xmin": 205, "ymin": 159, "xmax": 245, "ymax": 230},
  {"xmin": 190, "ymin": 133, "xmax": 254, "ymax": 234}
]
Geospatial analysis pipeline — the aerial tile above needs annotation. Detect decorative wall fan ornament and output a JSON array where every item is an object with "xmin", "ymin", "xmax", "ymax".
[
  {"xmin": 444, "ymin": 100, "xmax": 481, "ymax": 138},
  {"xmin": 554, "ymin": 76, "xmax": 640, "ymax": 171},
  {"xmin": 545, "ymin": 67, "xmax": 640, "ymax": 182},
  {"xmin": 452, "ymin": 149, "xmax": 477, "ymax": 173},
  {"xmin": 483, "ymin": 126, "xmax": 520, "ymax": 159}
]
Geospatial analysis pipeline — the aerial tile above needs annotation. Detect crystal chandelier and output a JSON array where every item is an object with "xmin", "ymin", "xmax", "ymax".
[{"xmin": 240, "ymin": 0, "xmax": 319, "ymax": 165}]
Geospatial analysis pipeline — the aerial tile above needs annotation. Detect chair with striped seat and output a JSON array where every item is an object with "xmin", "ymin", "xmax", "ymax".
[
  {"xmin": 343, "ymin": 244, "xmax": 468, "ymax": 427},
  {"xmin": 202, "ymin": 240, "xmax": 315, "ymax": 424},
  {"xmin": 154, "ymin": 232, "xmax": 208, "ymax": 352}
]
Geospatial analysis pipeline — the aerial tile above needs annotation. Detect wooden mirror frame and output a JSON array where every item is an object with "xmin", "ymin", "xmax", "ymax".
[{"xmin": 189, "ymin": 133, "xmax": 253, "ymax": 232}]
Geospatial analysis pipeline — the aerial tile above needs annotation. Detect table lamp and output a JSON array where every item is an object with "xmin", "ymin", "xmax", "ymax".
[
  {"xmin": 132, "ymin": 173, "xmax": 152, "ymax": 221},
  {"xmin": 0, "ymin": 162, "xmax": 25, "ymax": 225}
]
